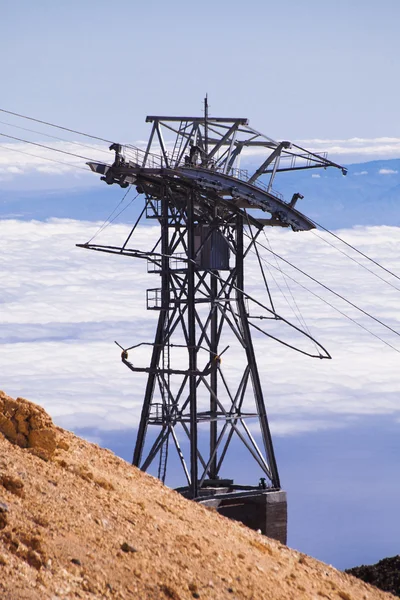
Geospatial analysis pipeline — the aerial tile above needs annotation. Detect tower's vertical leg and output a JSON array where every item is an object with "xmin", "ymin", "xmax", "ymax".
[
  {"xmin": 158, "ymin": 186, "xmax": 171, "ymax": 482},
  {"xmin": 235, "ymin": 214, "xmax": 280, "ymax": 489},
  {"xmin": 132, "ymin": 313, "xmax": 165, "ymax": 467},
  {"xmin": 209, "ymin": 272, "xmax": 218, "ymax": 480},
  {"xmin": 132, "ymin": 189, "xmax": 170, "ymax": 469},
  {"xmin": 187, "ymin": 190, "xmax": 198, "ymax": 498}
]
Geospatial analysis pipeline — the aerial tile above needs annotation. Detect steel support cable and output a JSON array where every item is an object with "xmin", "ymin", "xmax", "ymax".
[
  {"xmin": 244, "ymin": 213, "xmax": 275, "ymax": 312},
  {"xmin": 250, "ymin": 226, "xmax": 319, "ymax": 353},
  {"xmin": 310, "ymin": 230, "xmax": 400, "ymax": 293},
  {"xmin": 254, "ymin": 238, "xmax": 400, "ymax": 340},
  {"xmin": 256, "ymin": 252, "xmax": 400, "ymax": 354},
  {"xmin": 0, "ymin": 118, "xmax": 111, "ymax": 157},
  {"xmin": 0, "ymin": 107, "xmax": 113, "ymax": 144},
  {"xmin": 260, "ymin": 230, "xmax": 317, "ymax": 349},
  {"xmin": 252, "ymin": 255, "xmax": 287, "ymax": 315},
  {"xmin": 310, "ymin": 218, "xmax": 400, "ymax": 283},
  {"xmin": 86, "ymin": 189, "xmax": 139, "ymax": 244},
  {"xmin": 0, "ymin": 143, "xmax": 90, "ymax": 172},
  {"xmin": 121, "ymin": 203, "xmax": 148, "ymax": 251},
  {"xmin": 253, "ymin": 227, "xmax": 316, "ymax": 351},
  {"xmin": 128, "ymin": 248, "xmax": 333, "ymax": 358},
  {"xmin": 0, "ymin": 131, "xmax": 99, "ymax": 163},
  {"xmin": 247, "ymin": 233, "xmax": 288, "ymax": 312},
  {"xmin": 247, "ymin": 319, "xmax": 330, "ymax": 358},
  {"xmin": 82, "ymin": 241, "xmax": 331, "ymax": 357},
  {"xmin": 94, "ymin": 241, "xmax": 399, "ymax": 355}
]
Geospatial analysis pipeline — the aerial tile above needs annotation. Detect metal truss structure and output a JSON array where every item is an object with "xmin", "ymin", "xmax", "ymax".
[{"xmin": 79, "ymin": 102, "xmax": 346, "ymax": 500}]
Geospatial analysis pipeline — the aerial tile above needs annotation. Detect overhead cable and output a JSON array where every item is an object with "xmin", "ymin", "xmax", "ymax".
[
  {"xmin": 311, "ymin": 230, "xmax": 400, "ymax": 293},
  {"xmin": 0, "ymin": 118, "xmax": 111, "ymax": 157},
  {"xmin": 0, "ymin": 107, "xmax": 113, "ymax": 144},
  {"xmin": 86, "ymin": 187, "xmax": 138, "ymax": 244},
  {"xmin": 1, "ymin": 142, "xmax": 90, "ymax": 172},
  {"xmin": 256, "ymin": 251, "xmax": 400, "ymax": 354},
  {"xmin": 262, "ymin": 229, "xmax": 316, "ymax": 347},
  {"xmin": 0, "ymin": 131, "xmax": 98, "ymax": 163},
  {"xmin": 244, "ymin": 214, "xmax": 275, "ymax": 312},
  {"xmin": 311, "ymin": 218, "xmax": 400, "ymax": 283},
  {"xmin": 256, "ymin": 231, "xmax": 400, "ymax": 340}
]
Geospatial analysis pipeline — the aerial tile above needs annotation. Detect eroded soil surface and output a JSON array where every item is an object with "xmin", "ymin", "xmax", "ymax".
[{"xmin": 0, "ymin": 390, "xmax": 396, "ymax": 600}]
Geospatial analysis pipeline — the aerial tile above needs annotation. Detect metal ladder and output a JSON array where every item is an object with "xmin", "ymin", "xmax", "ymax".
[
  {"xmin": 157, "ymin": 429, "xmax": 169, "ymax": 483},
  {"xmin": 157, "ymin": 331, "xmax": 171, "ymax": 483},
  {"xmin": 170, "ymin": 121, "xmax": 188, "ymax": 168}
]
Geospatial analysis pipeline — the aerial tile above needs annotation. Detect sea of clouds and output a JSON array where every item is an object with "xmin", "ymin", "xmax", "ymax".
[
  {"xmin": 1, "ymin": 218, "xmax": 399, "ymax": 443},
  {"xmin": 1, "ymin": 119, "xmax": 399, "ymax": 571}
]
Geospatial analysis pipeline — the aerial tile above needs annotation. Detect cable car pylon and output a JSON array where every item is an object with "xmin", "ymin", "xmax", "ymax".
[{"xmin": 78, "ymin": 100, "xmax": 346, "ymax": 542}]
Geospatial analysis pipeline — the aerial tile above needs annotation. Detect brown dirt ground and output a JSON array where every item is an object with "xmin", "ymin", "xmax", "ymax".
[{"xmin": 0, "ymin": 390, "xmax": 396, "ymax": 600}]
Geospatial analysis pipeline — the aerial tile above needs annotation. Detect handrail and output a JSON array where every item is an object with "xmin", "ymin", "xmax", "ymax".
[{"xmin": 119, "ymin": 144, "xmax": 289, "ymax": 203}]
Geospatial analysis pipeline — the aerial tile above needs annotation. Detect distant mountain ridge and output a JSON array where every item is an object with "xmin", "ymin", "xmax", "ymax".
[
  {"xmin": 1, "ymin": 158, "xmax": 400, "ymax": 229},
  {"xmin": 269, "ymin": 157, "xmax": 400, "ymax": 229}
]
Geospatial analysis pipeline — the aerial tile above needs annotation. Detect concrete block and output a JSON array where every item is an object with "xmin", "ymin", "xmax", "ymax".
[{"xmin": 201, "ymin": 490, "xmax": 287, "ymax": 544}]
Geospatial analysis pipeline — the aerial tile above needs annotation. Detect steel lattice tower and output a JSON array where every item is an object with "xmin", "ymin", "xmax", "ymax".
[{"xmin": 80, "ymin": 102, "xmax": 346, "ymax": 540}]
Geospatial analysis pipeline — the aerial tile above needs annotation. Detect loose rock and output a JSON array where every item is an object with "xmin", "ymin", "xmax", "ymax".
[
  {"xmin": 120, "ymin": 542, "xmax": 138, "ymax": 553},
  {"xmin": 0, "ymin": 474, "xmax": 25, "ymax": 497}
]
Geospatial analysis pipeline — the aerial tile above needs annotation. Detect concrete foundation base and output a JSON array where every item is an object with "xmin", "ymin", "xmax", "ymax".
[{"xmin": 199, "ymin": 490, "xmax": 287, "ymax": 544}]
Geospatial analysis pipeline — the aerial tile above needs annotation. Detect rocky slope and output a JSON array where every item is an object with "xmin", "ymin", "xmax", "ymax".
[
  {"xmin": 0, "ymin": 390, "xmax": 396, "ymax": 600},
  {"xmin": 346, "ymin": 557, "xmax": 400, "ymax": 598}
]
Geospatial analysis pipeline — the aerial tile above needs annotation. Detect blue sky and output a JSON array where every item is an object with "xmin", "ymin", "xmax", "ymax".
[
  {"xmin": 2, "ymin": 0, "xmax": 400, "ymax": 573},
  {"xmin": 2, "ymin": 0, "xmax": 400, "ymax": 141}
]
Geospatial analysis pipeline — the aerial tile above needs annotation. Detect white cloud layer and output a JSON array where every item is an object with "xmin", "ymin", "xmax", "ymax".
[
  {"xmin": 0, "ymin": 141, "xmax": 109, "ymax": 182},
  {"xmin": 1, "ymin": 219, "xmax": 400, "ymax": 439},
  {"xmin": 293, "ymin": 137, "xmax": 400, "ymax": 162},
  {"xmin": 379, "ymin": 168, "xmax": 398, "ymax": 175}
]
